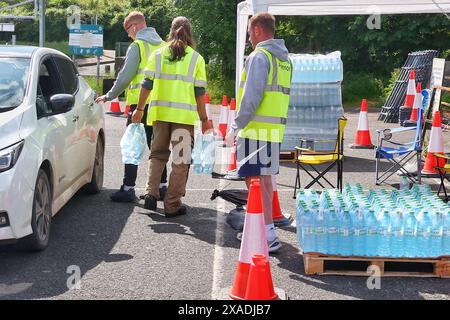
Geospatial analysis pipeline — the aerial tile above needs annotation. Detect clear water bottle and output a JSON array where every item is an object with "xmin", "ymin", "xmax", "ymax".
[
  {"xmin": 326, "ymin": 208, "xmax": 340, "ymax": 255},
  {"xmin": 443, "ymin": 210, "xmax": 450, "ymax": 256},
  {"xmin": 365, "ymin": 210, "xmax": 378, "ymax": 257},
  {"xmin": 403, "ymin": 211, "xmax": 417, "ymax": 257},
  {"xmin": 400, "ymin": 176, "xmax": 409, "ymax": 191},
  {"xmin": 390, "ymin": 211, "xmax": 404, "ymax": 257},
  {"xmin": 301, "ymin": 208, "xmax": 316, "ymax": 253},
  {"xmin": 201, "ymin": 133, "xmax": 216, "ymax": 174},
  {"xmin": 429, "ymin": 212, "xmax": 443, "ymax": 257},
  {"xmin": 416, "ymin": 210, "xmax": 432, "ymax": 258},
  {"xmin": 352, "ymin": 208, "xmax": 367, "ymax": 256},
  {"xmin": 314, "ymin": 208, "xmax": 328, "ymax": 253},
  {"xmin": 338, "ymin": 210, "xmax": 353, "ymax": 256},
  {"xmin": 192, "ymin": 133, "xmax": 203, "ymax": 174},
  {"xmin": 376, "ymin": 210, "xmax": 391, "ymax": 257}
]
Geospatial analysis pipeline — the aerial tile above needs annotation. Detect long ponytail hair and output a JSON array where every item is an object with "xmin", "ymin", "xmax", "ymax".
[{"xmin": 167, "ymin": 16, "xmax": 196, "ymax": 62}]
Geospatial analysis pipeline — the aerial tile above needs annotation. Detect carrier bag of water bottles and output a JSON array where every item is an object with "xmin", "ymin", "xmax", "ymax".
[
  {"xmin": 192, "ymin": 133, "xmax": 217, "ymax": 174},
  {"xmin": 120, "ymin": 123, "xmax": 147, "ymax": 166}
]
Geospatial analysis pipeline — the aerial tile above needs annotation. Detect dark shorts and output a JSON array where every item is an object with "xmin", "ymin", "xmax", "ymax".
[{"xmin": 236, "ymin": 137, "xmax": 280, "ymax": 177}]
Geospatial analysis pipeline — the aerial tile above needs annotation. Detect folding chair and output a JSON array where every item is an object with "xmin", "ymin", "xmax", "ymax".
[
  {"xmin": 375, "ymin": 93, "xmax": 426, "ymax": 185},
  {"xmin": 435, "ymin": 153, "xmax": 450, "ymax": 202},
  {"xmin": 293, "ymin": 117, "xmax": 347, "ymax": 198}
]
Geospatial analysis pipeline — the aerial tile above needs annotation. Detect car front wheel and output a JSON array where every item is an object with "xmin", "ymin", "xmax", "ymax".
[
  {"xmin": 19, "ymin": 169, "xmax": 52, "ymax": 251},
  {"xmin": 83, "ymin": 137, "xmax": 104, "ymax": 194}
]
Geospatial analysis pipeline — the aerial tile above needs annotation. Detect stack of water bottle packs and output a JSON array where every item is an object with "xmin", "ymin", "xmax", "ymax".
[
  {"xmin": 191, "ymin": 133, "xmax": 217, "ymax": 174},
  {"xmin": 296, "ymin": 183, "xmax": 450, "ymax": 258},
  {"xmin": 283, "ymin": 51, "xmax": 344, "ymax": 152}
]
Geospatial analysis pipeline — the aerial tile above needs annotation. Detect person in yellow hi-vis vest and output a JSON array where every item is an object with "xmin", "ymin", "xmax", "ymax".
[
  {"xmin": 96, "ymin": 11, "xmax": 168, "ymax": 202},
  {"xmin": 225, "ymin": 13, "xmax": 292, "ymax": 252},
  {"xmin": 132, "ymin": 17, "xmax": 212, "ymax": 217}
]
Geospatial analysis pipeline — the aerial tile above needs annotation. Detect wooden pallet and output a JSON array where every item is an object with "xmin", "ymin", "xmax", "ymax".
[{"xmin": 303, "ymin": 253, "xmax": 450, "ymax": 278}]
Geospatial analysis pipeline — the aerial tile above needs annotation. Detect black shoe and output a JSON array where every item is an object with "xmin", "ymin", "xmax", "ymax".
[
  {"xmin": 144, "ymin": 194, "xmax": 157, "ymax": 211},
  {"xmin": 110, "ymin": 186, "xmax": 135, "ymax": 202},
  {"xmin": 158, "ymin": 185, "xmax": 168, "ymax": 201},
  {"xmin": 165, "ymin": 205, "xmax": 187, "ymax": 218}
]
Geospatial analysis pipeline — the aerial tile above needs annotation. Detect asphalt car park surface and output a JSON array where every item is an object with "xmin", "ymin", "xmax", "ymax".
[{"xmin": 0, "ymin": 103, "xmax": 449, "ymax": 300}]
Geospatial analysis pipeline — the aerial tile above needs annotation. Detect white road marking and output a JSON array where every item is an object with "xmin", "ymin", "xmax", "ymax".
[{"xmin": 211, "ymin": 148, "xmax": 229, "ymax": 300}]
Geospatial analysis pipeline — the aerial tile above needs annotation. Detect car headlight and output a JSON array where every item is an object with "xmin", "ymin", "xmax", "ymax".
[{"xmin": 0, "ymin": 140, "xmax": 25, "ymax": 173}]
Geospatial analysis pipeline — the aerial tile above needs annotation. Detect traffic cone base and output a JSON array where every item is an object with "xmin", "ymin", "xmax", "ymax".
[
  {"xmin": 229, "ymin": 262, "xmax": 251, "ymax": 300},
  {"xmin": 108, "ymin": 99, "xmax": 122, "ymax": 114},
  {"xmin": 228, "ymin": 147, "xmax": 237, "ymax": 171},
  {"xmin": 244, "ymin": 255, "xmax": 278, "ymax": 300}
]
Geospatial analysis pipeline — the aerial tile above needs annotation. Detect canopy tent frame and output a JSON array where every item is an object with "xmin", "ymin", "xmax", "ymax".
[{"xmin": 236, "ymin": 0, "xmax": 450, "ymax": 95}]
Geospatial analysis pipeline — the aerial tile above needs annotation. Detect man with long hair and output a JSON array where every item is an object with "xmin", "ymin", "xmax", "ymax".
[{"xmin": 132, "ymin": 17, "xmax": 212, "ymax": 217}]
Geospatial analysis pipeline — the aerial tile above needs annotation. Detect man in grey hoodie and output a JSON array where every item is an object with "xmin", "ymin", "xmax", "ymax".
[
  {"xmin": 226, "ymin": 13, "xmax": 292, "ymax": 253},
  {"xmin": 95, "ymin": 11, "xmax": 168, "ymax": 202}
]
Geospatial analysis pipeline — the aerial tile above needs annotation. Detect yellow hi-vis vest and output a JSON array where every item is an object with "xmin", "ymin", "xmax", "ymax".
[
  {"xmin": 126, "ymin": 39, "xmax": 166, "ymax": 105},
  {"xmin": 145, "ymin": 46, "xmax": 207, "ymax": 126},
  {"xmin": 237, "ymin": 48, "xmax": 292, "ymax": 143}
]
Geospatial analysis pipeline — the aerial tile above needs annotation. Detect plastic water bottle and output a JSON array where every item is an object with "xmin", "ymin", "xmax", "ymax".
[
  {"xmin": 429, "ymin": 212, "xmax": 443, "ymax": 257},
  {"xmin": 390, "ymin": 211, "xmax": 404, "ymax": 257},
  {"xmin": 202, "ymin": 133, "xmax": 216, "ymax": 174},
  {"xmin": 120, "ymin": 123, "xmax": 147, "ymax": 165},
  {"xmin": 400, "ymin": 176, "xmax": 409, "ymax": 191},
  {"xmin": 338, "ymin": 210, "xmax": 353, "ymax": 256},
  {"xmin": 192, "ymin": 133, "xmax": 203, "ymax": 174},
  {"xmin": 443, "ymin": 210, "xmax": 450, "ymax": 256},
  {"xmin": 352, "ymin": 208, "xmax": 366, "ymax": 256},
  {"xmin": 301, "ymin": 208, "xmax": 316, "ymax": 253},
  {"xmin": 314, "ymin": 208, "xmax": 328, "ymax": 253},
  {"xmin": 403, "ymin": 211, "xmax": 417, "ymax": 257},
  {"xmin": 376, "ymin": 211, "xmax": 391, "ymax": 257},
  {"xmin": 365, "ymin": 210, "xmax": 378, "ymax": 257},
  {"xmin": 326, "ymin": 208, "xmax": 340, "ymax": 255},
  {"xmin": 416, "ymin": 211, "xmax": 432, "ymax": 257}
]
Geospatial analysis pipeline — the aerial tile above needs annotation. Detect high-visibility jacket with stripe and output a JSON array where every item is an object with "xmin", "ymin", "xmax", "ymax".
[
  {"xmin": 237, "ymin": 48, "xmax": 292, "ymax": 143},
  {"xmin": 126, "ymin": 39, "xmax": 166, "ymax": 105},
  {"xmin": 145, "ymin": 45, "xmax": 207, "ymax": 126}
]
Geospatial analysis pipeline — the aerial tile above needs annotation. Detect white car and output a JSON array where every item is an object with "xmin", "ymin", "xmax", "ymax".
[{"xmin": 0, "ymin": 46, "xmax": 105, "ymax": 251}]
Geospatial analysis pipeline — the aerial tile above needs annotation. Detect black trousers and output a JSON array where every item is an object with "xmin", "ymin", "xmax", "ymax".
[{"xmin": 123, "ymin": 104, "xmax": 168, "ymax": 187}]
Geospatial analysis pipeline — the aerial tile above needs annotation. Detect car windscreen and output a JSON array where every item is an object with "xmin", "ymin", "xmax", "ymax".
[{"xmin": 0, "ymin": 58, "xmax": 30, "ymax": 112}]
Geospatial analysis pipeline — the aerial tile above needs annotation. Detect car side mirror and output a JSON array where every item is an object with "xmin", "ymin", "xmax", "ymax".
[{"xmin": 49, "ymin": 94, "xmax": 74, "ymax": 115}]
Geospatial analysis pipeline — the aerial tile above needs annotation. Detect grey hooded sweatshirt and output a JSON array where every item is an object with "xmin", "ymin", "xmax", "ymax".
[
  {"xmin": 105, "ymin": 27, "xmax": 164, "ymax": 101},
  {"xmin": 231, "ymin": 39, "xmax": 290, "ymax": 133}
]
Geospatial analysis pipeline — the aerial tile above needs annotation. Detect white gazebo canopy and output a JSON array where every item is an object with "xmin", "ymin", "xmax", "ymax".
[{"xmin": 236, "ymin": 0, "xmax": 450, "ymax": 94}]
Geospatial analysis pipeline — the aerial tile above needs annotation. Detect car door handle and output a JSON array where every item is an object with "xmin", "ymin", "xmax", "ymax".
[{"xmin": 72, "ymin": 115, "xmax": 79, "ymax": 122}]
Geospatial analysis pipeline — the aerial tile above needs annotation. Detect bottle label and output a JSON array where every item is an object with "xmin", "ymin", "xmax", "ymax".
[
  {"xmin": 368, "ymin": 228, "xmax": 377, "ymax": 236},
  {"xmin": 304, "ymin": 226, "xmax": 314, "ymax": 234},
  {"xmin": 340, "ymin": 229, "xmax": 349, "ymax": 236},
  {"xmin": 431, "ymin": 230, "xmax": 442, "ymax": 237},
  {"xmin": 315, "ymin": 227, "xmax": 324, "ymax": 234},
  {"xmin": 328, "ymin": 227, "xmax": 337, "ymax": 234},
  {"xmin": 404, "ymin": 230, "xmax": 415, "ymax": 236}
]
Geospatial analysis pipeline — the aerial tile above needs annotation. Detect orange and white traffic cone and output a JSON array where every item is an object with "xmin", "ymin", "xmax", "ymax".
[
  {"xmin": 228, "ymin": 98, "xmax": 236, "ymax": 134},
  {"xmin": 123, "ymin": 105, "xmax": 131, "ymax": 117},
  {"xmin": 271, "ymin": 176, "xmax": 293, "ymax": 227},
  {"xmin": 409, "ymin": 83, "xmax": 422, "ymax": 122},
  {"xmin": 230, "ymin": 179, "xmax": 277, "ymax": 300},
  {"xmin": 228, "ymin": 146, "xmax": 237, "ymax": 171},
  {"xmin": 404, "ymin": 69, "xmax": 416, "ymax": 108},
  {"xmin": 205, "ymin": 92, "xmax": 214, "ymax": 130},
  {"xmin": 350, "ymin": 99, "xmax": 374, "ymax": 149},
  {"xmin": 422, "ymin": 111, "xmax": 446, "ymax": 175},
  {"xmin": 109, "ymin": 98, "xmax": 122, "ymax": 114},
  {"xmin": 218, "ymin": 95, "xmax": 229, "ymax": 140}
]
